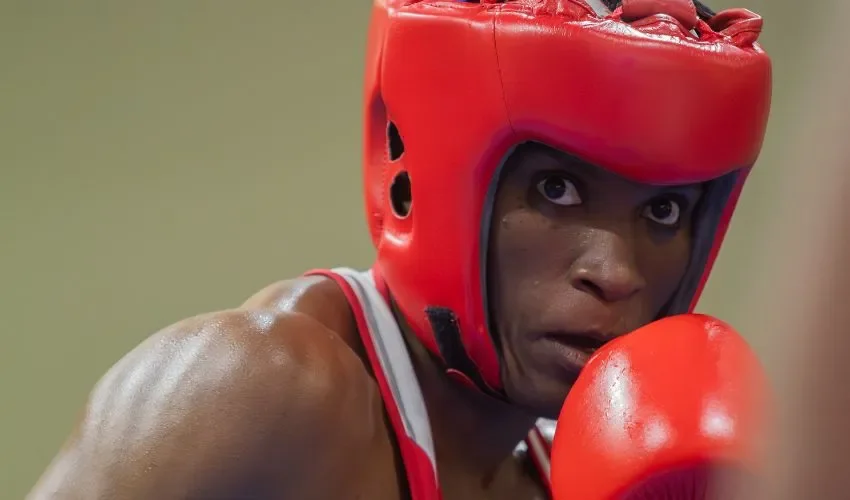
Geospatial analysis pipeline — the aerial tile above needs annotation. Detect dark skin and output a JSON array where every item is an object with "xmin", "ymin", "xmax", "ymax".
[
  {"xmin": 28, "ymin": 143, "xmax": 702, "ymax": 500},
  {"xmin": 492, "ymin": 144, "xmax": 701, "ymax": 418}
]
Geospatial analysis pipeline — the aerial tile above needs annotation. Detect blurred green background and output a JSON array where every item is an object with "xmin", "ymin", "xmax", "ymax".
[{"xmin": 0, "ymin": 1, "xmax": 808, "ymax": 497}]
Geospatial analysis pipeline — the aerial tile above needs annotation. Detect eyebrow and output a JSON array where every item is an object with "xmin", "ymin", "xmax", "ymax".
[
  {"xmin": 533, "ymin": 146, "xmax": 595, "ymax": 172},
  {"xmin": 652, "ymin": 182, "xmax": 705, "ymax": 201},
  {"xmin": 528, "ymin": 144, "xmax": 706, "ymax": 195},
  {"xmin": 660, "ymin": 182, "xmax": 704, "ymax": 192}
]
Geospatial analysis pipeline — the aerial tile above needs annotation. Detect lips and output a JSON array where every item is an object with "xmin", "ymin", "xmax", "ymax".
[
  {"xmin": 538, "ymin": 331, "xmax": 610, "ymax": 374},
  {"xmin": 543, "ymin": 331, "xmax": 610, "ymax": 355}
]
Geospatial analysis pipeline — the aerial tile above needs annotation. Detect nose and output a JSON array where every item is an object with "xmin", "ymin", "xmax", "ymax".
[{"xmin": 569, "ymin": 229, "xmax": 645, "ymax": 303}]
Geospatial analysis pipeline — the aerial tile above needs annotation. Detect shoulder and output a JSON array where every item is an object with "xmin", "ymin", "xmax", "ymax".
[
  {"xmin": 106, "ymin": 272, "xmax": 371, "ymax": 432},
  {"xmin": 98, "ymin": 304, "xmax": 371, "ymax": 425},
  {"xmin": 31, "ymin": 274, "xmax": 381, "ymax": 498},
  {"xmin": 106, "ymin": 271, "xmax": 370, "ymax": 417},
  {"xmin": 240, "ymin": 272, "xmax": 369, "ymax": 358}
]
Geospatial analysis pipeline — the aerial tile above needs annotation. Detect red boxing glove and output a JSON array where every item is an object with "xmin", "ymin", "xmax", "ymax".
[{"xmin": 551, "ymin": 314, "xmax": 770, "ymax": 500}]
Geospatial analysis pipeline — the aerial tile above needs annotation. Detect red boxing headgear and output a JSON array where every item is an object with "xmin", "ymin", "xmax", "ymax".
[{"xmin": 363, "ymin": 0, "xmax": 771, "ymax": 393}]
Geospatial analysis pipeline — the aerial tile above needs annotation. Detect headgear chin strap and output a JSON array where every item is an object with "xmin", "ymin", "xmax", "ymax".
[{"xmin": 363, "ymin": 0, "xmax": 772, "ymax": 394}]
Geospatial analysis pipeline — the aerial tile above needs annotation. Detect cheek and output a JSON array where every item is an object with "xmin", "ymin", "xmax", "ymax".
[
  {"xmin": 490, "ymin": 209, "xmax": 560, "ymax": 280},
  {"xmin": 640, "ymin": 233, "xmax": 693, "ymax": 301},
  {"xmin": 488, "ymin": 208, "xmax": 575, "ymax": 322}
]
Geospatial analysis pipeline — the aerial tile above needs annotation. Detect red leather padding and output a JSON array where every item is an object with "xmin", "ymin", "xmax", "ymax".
[{"xmin": 364, "ymin": 0, "xmax": 771, "ymax": 390}]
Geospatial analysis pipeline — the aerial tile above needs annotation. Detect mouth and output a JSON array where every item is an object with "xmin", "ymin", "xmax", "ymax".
[
  {"xmin": 539, "ymin": 331, "xmax": 612, "ymax": 371},
  {"xmin": 544, "ymin": 331, "xmax": 610, "ymax": 352},
  {"xmin": 554, "ymin": 330, "xmax": 609, "ymax": 349}
]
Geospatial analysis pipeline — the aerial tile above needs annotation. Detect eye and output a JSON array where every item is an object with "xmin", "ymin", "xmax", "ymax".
[
  {"xmin": 536, "ymin": 175, "xmax": 582, "ymax": 206},
  {"xmin": 642, "ymin": 197, "xmax": 682, "ymax": 227}
]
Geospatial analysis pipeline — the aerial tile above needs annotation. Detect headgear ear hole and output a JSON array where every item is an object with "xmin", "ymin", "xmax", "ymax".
[
  {"xmin": 387, "ymin": 121, "xmax": 405, "ymax": 161},
  {"xmin": 389, "ymin": 171, "xmax": 412, "ymax": 218}
]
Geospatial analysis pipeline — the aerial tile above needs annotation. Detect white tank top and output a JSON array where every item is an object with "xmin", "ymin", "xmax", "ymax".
[{"xmin": 312, "ymin": 267, "xmax": 554, "ymax": 499}]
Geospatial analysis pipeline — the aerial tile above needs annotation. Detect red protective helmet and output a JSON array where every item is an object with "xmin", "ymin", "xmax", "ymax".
[{"xmin": 363, "ymin": 0, "xmax": 771, "ymax": 393}]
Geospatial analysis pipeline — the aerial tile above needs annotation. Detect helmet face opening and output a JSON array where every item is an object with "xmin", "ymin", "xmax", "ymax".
[
  {"xmin": 478, "ymin": 143, "xmax": 744, "ymax": 358},
  {"xmin": 364, "ymin": 0, "xmax": 771, "ymax": 393}
]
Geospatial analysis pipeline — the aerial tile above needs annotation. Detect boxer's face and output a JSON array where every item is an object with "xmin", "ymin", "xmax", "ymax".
[{"xmin": 488, "ymin": 143, "xmax": 703, "ymax": 418}]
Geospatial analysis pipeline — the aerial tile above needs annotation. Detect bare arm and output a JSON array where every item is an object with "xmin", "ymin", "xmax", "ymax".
[
  {"xmin": 28, "ymin": 309, "xmax": 377, "ymax": 500},
  {"xmin": 757, "ymin": 24, "xmax": 850, "ymax": 500},
  {"xmin": 714, "ymin": 3, "xmax": 850, "ymax": 498}
]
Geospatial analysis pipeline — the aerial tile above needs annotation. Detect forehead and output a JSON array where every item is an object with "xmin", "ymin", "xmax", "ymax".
[{"xmin": 502, "ymin": 142, "xmax": 703, "ymax": 194}]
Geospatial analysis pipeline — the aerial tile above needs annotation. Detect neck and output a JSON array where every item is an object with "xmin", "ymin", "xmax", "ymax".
[{"xmin": 399, "ymin": 313, "xmax": 538, "ymax": 482}]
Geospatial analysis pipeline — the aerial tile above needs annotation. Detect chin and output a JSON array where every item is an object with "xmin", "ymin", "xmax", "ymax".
[{"xmin": 505, "ymin": 374, "xmax": 578, "ymax": 420}]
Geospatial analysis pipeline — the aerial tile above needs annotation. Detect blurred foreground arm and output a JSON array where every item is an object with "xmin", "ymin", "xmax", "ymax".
[{"xmin": 743, "ymin": 3, "xmax": 850, "ymax": 497}]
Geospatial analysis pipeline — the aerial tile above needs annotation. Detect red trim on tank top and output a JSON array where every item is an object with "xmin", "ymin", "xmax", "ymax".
[
  {"xmin": 527, "ymin": 427, "xmax": 552, "ymax": 491},
  {"xmin": 370, "ymin": 265, "xmax": 392, "ymax": 304},
  {"xmin": 305, "ymin": 269, "xmax": 441, "ymax": 500},
  {"xmin": 305, "ymin": 268, "xmax": 552, "ymax": 499}
]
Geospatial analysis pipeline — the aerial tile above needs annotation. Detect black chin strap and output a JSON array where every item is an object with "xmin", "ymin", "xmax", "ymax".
[{"xmin": 425, "ymin": 306, "xmax": 503, "ymax": 398}]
